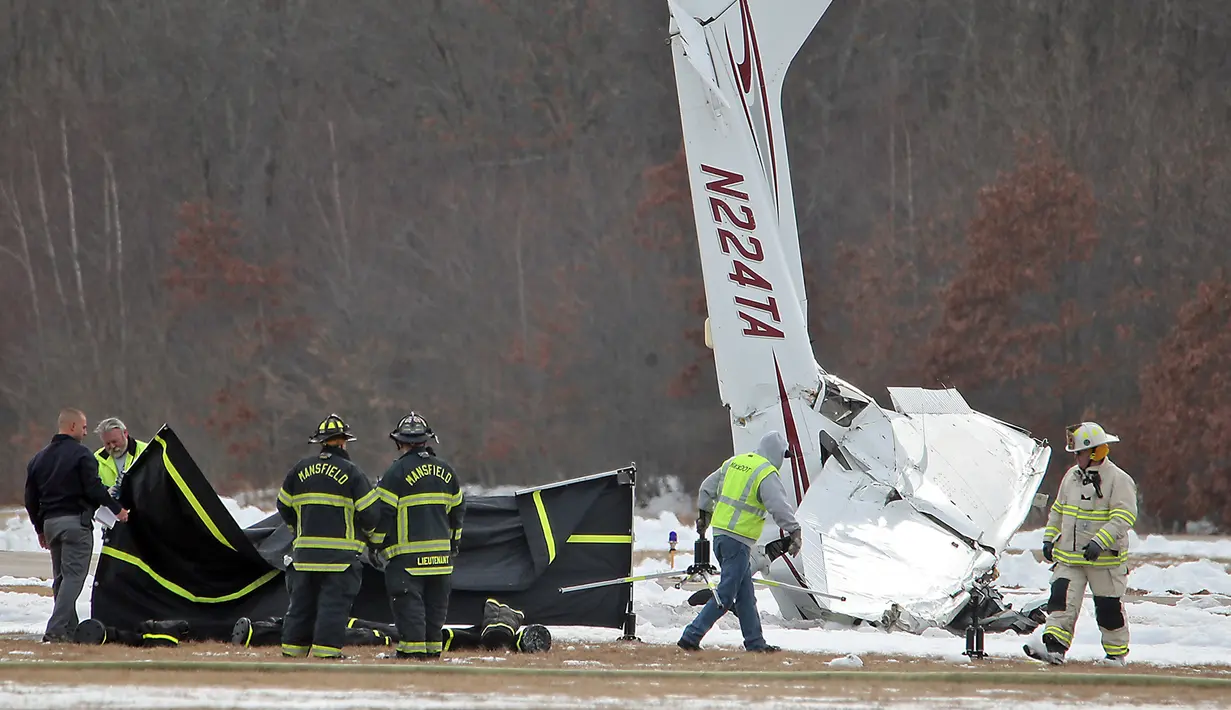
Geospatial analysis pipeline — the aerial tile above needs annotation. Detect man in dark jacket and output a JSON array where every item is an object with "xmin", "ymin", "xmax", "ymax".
[
  {"xmin": 24, "ymin": 408, "xmax": 128, "ymax": 642},
  {"xmin": 371, "ymin": 412, "xmax": 465, "ymax": 660},
  {"xmin": 276, "ymin": 413, "xmax": 382, "ymax": 659}
]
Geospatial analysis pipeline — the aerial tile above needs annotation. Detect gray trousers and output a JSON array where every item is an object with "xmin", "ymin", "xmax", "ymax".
[{"xmin": 44, "ymin": 515, "xmax": 93, "ymax": 640}]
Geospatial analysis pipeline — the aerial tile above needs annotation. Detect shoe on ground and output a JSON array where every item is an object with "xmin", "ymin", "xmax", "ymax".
[
  {"xmin": 396, "ymin": 651, "xmax": 431, "ymax": 661},
  {"xmin": 1023, "ymin": 635, "xmax": 1066, "ymax": 665},
  {"xmin": 1097, "ymin": 654, "xmax": 1128, "ymax": 666},
  {"xmin": 677, "ymin": 638, "xmax": 701, "ymax": 651},
  {"xmin": 230, "ymin": 618, "xmax": 253, "ymax": 647},
  {"xmin": 747, "ymin": 644, "xmax": 781, "ymax": 653}
]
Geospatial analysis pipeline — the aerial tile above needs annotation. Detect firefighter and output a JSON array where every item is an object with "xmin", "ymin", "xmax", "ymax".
[
  {"xmin": 371, "ymin": 412, "xmax": 465, "ymax": 660},
  {"xmin": 1025, "ymin": 421, "xmax": 1138, "ymax": 666},
  {"xmin": 276, "ymin": 413, "xmax": 382, "ymax": 659}
]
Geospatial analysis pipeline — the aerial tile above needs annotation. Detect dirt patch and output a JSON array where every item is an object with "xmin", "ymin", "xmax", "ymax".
[
  {"xmin": 0, "ymin": 585, "xmax": 52, "ymax": 596},
  {"xmin": 3, "ymin": 657, "xmax": 1231, "ymax": 707},
  {"xmin": 3, "ymin": 637, "xmax": 1230, "ymax": 675}
]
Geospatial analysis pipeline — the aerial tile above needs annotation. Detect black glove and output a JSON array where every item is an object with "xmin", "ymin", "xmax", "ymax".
[
  {"xmin": 1042, "ymin": 540, "xmax": 1054, "ymax": 562},
  {"xmin": 451, "ymin": 538, "xmax": 461, "ymax": 558},
  {"xmin": 696, "ymin": 510, "xmax": 711, "ymax": 536},
  {"xmin": 786, "ymin": 529, "xmax": 802, "ymax": 557},
  {"xmin": 1083, "ymin": 539, "xmax": 1102, "ymax": 562}
]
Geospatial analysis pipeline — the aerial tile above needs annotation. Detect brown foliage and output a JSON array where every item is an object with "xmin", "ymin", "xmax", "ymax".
[
  {"xmin": 1134, "ymin": 277, "xmax": 1231, "ymax": 528},
  {"xmin": 3, "ymin": 1, "xmax": 1231, "ymax": 524},
  {"xmin": 925, "ymin": 135, "xmax": 1099, "ymax": 421}
]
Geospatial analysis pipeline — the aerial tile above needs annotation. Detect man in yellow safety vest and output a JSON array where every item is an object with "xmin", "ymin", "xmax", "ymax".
[
  {"xmin": 93, "ymin": 417, "xmax": 148, "ymax": 500},
  {"xmin": 678, "ymin": 430, "xmax": 801, "ymax": 653}
]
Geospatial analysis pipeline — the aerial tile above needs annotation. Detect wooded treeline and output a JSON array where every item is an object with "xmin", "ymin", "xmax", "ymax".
[{"xmin": 2, "ymin": 1, "xmax": 1228, "ymax": 530}]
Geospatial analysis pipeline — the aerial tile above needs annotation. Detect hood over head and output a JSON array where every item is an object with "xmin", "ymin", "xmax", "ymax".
[{"xmin": 756, "ymin": 430, "xmax": 789, "ymax": 470}]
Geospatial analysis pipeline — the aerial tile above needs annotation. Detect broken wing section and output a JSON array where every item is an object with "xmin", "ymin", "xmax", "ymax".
[
  {"xmin": 884, "ymin": 387, "xmax": 1050, "ymax": 553},
  {"xmin": 780, "ymin": 390, "xmax": 1050, "ymax": 631}
]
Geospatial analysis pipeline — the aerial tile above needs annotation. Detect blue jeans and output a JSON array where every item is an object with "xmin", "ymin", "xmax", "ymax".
[{"xmin": 679, "ymin": 534, "xmax": 767, "ymax": 649}]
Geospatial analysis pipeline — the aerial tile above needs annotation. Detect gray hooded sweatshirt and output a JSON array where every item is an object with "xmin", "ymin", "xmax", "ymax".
[{"xmin": 697, "ymin": 430, "xmax": 801, "ymax": 547}]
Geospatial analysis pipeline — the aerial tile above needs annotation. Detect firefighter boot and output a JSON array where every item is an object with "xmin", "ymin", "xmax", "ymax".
[
  {"xmin": 515, "ymin": 624, "xmax": 552, "ymax": 654},
  {"xmin": 73, "ymin": 619, "xmax": 108, "ymax": 646},
  {"xmin": 480, "ymin": 599, "xmax": 525, "ymax": 650},
  {"xmin": 137, "ymin": 620, "xmax": 190, "ymax": 647},
  {"xmin": 231, "ymin": 618, "xmax": 253, "ymax": 647}
]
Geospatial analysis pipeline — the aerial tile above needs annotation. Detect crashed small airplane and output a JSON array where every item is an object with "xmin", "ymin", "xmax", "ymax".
[{"xmin": 667, "ymin": 0, "xmax": 1052, "ymax": 633}]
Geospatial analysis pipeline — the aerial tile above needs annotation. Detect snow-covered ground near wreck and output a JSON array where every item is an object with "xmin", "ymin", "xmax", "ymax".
[
  {"xmin": 0, "ymin": 682, "xmax": 1222, "ymax": 710},
  {"xmin": 2, "ymin": 496, "xmax": 1231, "ymax": 667}
]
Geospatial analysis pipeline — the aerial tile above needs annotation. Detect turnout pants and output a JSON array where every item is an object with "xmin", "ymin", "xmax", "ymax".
[
  {"xmin": 385, "ymin": 562, "xmax": 451, "ymax": 658},
  {"xmin": 44, "ymin": 515, "xmax": 94, "ymax": 641},
  {"xmin": 247, "ymin": 617, "xmax": 391, "ymax": 648},
  {"xmin": 281, "ymin": 563, "xmax": 363, "ymax": 658},
  {"xmin": 1043, "ymin": 562, "xmax": 1130, "ymax": 658}
]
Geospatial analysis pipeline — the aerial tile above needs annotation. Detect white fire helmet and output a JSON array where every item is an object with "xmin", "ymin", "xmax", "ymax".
[{"xmin": 1065, "ymin": 421, "xmax": 1120, "ymax": 453}]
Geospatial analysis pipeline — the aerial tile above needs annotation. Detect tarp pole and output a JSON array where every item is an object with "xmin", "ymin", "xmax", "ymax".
[{"xmin": 621, "ymin": 463, "xmax": 639, "ymax": 641}]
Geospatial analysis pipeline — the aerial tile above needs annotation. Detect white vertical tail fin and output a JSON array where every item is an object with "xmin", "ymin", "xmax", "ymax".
[
  {"xmin": 669, "ymin": 0, "xmax": 833, "ymax": 502},
  {"xmin": 669, "ymin": 0, "xmax": 831, "ymax": 322}
]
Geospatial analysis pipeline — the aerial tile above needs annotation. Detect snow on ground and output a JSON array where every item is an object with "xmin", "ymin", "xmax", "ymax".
[
  {"xmin": 3, "ymin": 498, "xmax": 1231, "ymax": 668},
  {"xmin": 1009, "ymin": 527, "xmax": 1231, "ymax": 560},
  {"xmin": 0, "ymin": 683, "xmax": 1215, "ymax": 710}
]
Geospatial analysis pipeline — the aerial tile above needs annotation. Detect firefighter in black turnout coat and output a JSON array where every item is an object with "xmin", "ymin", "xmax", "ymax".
[
  {"xmin": 372, "ymin": 412, "xmax": 465, "ymax": 660},
  {"xmin": 276, "ymin": 414, "xmax": 382, "ymax": 659}
]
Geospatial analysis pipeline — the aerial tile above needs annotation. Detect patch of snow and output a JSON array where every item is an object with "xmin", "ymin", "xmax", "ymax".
[
  {"xmin": 0, "ymin": 683, "xmax": 1211, "ymax": 710},
  {"xmin": 0, "ymin": 577, "xmax": 51, "ymax": 588},
  {"xmin": 993, "ymin": 552, "xmax": 1050, "ymax": 590},
  {"xmin": 1130, "ymin": 560, "xmax": 1231, "ymax": 596},
  {"xmin": 826, "ymin": 653, "xmax": 863, "ymax": 668}
]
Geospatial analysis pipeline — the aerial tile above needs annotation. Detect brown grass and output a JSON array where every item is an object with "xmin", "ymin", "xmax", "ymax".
[
  {"xmin": 0, "ymin": 585, "xmax": 52, "ymax": 596},
  {"xmin": 1, "ymin": 638, "xmax": 1230, "ymax": 706}
]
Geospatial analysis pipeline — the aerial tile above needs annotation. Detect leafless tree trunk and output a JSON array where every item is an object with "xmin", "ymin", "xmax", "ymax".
[
  {"xmin": 32, "ymin": 149, "xmax": 70, "ymax": 316},
  {"xmin": 60, "ymin": 115, "xmax": 102, "ymax": 373},
  {"xmin": 0, "ymin": 183, "xmax": 46, "ymax": 386},
  {"xmin": 106, "ymin": 153, "xmax": 129, "ymax": 406},
  {"xmin": 327, "ymin": 121, "xmax": 351, "ymax": 282}
]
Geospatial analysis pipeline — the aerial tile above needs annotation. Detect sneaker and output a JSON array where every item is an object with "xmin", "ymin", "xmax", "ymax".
[
  {"xmin": 747, "ymin": 644, "xmax": 781, "ymax": 653},
  {"xmin": 677, "ymin": 638, "xmax": 701, "ymax": 651},
  {"xmin": 230, "ymin": 618, "xmax": 253, "ymax": 647}
]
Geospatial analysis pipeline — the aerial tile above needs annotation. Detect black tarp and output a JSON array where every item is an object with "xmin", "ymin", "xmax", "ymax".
[{"xmin": 92, "ymin": 425, "xmax": 635, "ymax": 639}]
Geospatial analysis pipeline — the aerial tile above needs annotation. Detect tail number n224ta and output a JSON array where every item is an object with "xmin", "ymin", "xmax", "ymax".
[{"xmin": 702, "ymin": 163, "xmax": 784, "ymax": 340}]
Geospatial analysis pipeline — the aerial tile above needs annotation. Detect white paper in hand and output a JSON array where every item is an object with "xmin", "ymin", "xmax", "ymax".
[{"xmin": 94, "ymin": 506, "xmax": 119, "ymax": 529}]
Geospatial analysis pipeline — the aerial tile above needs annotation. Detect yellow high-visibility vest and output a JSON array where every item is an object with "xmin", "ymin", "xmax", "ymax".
[{"xmin": 710, "ymin": 453, "xmax": 776, "ymax": 541}]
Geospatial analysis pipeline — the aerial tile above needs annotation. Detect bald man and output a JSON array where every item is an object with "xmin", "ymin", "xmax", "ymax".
[{"xmin": 25, "ymin": 408, "xmax": 128, "ymax": 642}]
